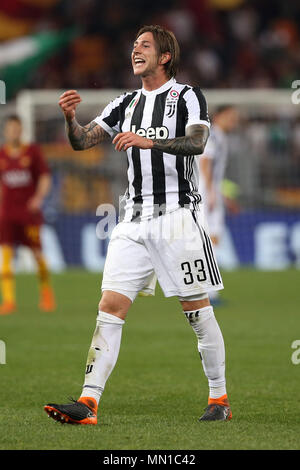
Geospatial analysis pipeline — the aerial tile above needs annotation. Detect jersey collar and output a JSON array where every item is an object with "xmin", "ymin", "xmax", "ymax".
[{"xmin": 141, "ymin": 77, "xmax": 176, "ymax": 96}]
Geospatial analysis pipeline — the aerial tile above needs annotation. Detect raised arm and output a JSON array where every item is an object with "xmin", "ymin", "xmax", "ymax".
[{"xmin": 59, "ymin": 90, "xmax": 110, "ymax": 150}]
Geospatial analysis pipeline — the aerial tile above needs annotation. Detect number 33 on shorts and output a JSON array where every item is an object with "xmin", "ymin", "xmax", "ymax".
[{"xmin": 181, "ymin": 259, "xmax": 207, "ymax": 285}]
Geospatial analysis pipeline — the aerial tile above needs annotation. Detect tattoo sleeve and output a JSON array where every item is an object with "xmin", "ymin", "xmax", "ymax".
[
  {"xmin": 66, "ymin": 118, "xmax": 110, "ymax": 150},
  {"xmin": 152, "ymin": 124, "xmax": 209, "ymax": 156}
]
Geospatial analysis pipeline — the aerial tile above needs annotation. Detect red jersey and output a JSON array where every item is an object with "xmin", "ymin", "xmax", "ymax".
[{"xmin": 0, "ymin": 143, "xmax": 49, "ymax": 224}]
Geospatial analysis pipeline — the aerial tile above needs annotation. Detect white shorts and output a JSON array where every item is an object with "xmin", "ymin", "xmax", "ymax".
[{"xmin": 101, "ymin": 207, "xmax": 223, "ymax": 301}]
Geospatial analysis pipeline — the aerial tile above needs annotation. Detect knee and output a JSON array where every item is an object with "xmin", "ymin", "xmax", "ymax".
[
  {"xmin": 180, "ymin": 296, "xmax": 210, "ymax": 313},
  {"xmin": 98, "ymin": 290, "xmax": 131, "ymax": 319}
]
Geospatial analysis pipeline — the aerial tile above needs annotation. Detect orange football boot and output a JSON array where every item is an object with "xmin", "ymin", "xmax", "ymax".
[
  {"xmin": 44, "ymin": 397, "xmax": 98, "ymax": 425},
  {"xmin": 199, "ymin": 394, "xmax": 232, "ymax": 421}
]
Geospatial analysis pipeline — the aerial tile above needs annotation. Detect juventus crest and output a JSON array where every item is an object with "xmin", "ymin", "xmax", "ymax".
[{"xmin": 166, "ymin": 89, "xmax": 179, "ymax": 118}]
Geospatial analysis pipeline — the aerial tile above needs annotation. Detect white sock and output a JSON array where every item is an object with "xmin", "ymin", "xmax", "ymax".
[
  {"xmin": 80, "ymin": 311, "xmax": 124, "ymax": 404},
  {"xmin": 184, "ymin": 306, "xmax": 227, "ymax": 399}
]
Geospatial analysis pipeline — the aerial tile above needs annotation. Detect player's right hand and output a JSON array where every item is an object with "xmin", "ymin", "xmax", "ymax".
[{"xmin": 59, "ymin": 90, "xmax": 82, "ymax": 120}]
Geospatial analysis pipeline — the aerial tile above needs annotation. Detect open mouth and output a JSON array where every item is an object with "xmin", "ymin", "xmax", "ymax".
[{"xmin": 133, "ymin": 58, "xmax": 146, "ymax": 65}]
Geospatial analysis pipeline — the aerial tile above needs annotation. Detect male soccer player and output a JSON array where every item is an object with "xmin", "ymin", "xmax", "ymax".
[
  {"xmin": 198, "ymin": 105, "xmax": 240, "ymax": 304},
  {"xmin": 44, "ymin": 25, "xmax": 232, "ymax": 424},
  {"xmin": 0, "ymin": 115, "xmax": 55, "ymax": 314}
]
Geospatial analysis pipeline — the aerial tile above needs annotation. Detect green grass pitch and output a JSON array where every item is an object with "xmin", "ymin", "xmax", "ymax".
[{"xmin": 0, "ymin": 269, "xmax": 299, "ymax": 450}]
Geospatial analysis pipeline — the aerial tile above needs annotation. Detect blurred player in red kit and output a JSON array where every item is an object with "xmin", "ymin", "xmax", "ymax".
[{"xmin": 0, "ymin": 115, "xmax": 56, "ymax": 314}]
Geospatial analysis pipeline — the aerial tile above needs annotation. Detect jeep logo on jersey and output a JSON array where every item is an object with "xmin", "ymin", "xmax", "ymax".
[{"xmin": 131, "ymin": 125, "xmax": 169, "ymax": 139}]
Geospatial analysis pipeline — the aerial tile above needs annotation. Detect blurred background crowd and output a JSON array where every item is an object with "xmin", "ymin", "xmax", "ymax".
[
  {"xmin": 0, "ymin": 0, "xmax": 299, "ymax": 271},
  {"xmin": 0, "ymin": 0, "xmax": 300, "ymax": 96}
]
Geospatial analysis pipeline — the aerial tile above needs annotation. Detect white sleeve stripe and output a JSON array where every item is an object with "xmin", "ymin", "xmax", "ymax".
[
  {"xmin": 92, "ymin": 118, "xmax": 115, "ymax": 137},
  {"xmin": 183, "ymin": 88, "xmax": 200, "ymax": 122},
  {"xmin": 182, "ymin": 88, "xmax": 210, "ymax": 128}
]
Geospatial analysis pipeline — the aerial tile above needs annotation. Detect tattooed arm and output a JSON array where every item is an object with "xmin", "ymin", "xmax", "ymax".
[
  {"xmin": 113, "ymin": 124, "xmax": 209, "ymax": 155},
  {"xmin": 59, "ymin": 90, "xmax": 110, "ymax": 150},
  {"xmin": 152, "ymin": 124, "xmax": 209, "ymax": 156},
  {"xmin": 66, "ymin": 118, "xmax": 110, "ymax": 150}
]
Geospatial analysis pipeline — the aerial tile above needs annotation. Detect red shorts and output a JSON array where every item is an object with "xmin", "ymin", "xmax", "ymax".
[{"xmin": 0, "ymin": 219, "xmax": 42, "ymax": 249}]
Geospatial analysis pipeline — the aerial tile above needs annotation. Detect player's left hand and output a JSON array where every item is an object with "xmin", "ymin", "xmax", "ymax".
[
  {"xmin": 112, "ymin": 132, "xmax": 153, "ymax": 152},
  {"xmin": 27, "ymin": 196, "xmax": 42, "ymax": 212}
]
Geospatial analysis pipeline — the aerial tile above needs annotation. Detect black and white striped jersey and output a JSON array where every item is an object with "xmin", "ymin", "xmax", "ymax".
[{"xmin": 94, "ymin": 77, "xmax": 210, "ymax": 222}]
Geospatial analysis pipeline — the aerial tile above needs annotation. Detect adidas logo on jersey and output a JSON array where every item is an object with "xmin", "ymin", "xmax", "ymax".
[{"xmin": 131, "ymin": 125, "xmax": 169, "ymax": 139}]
